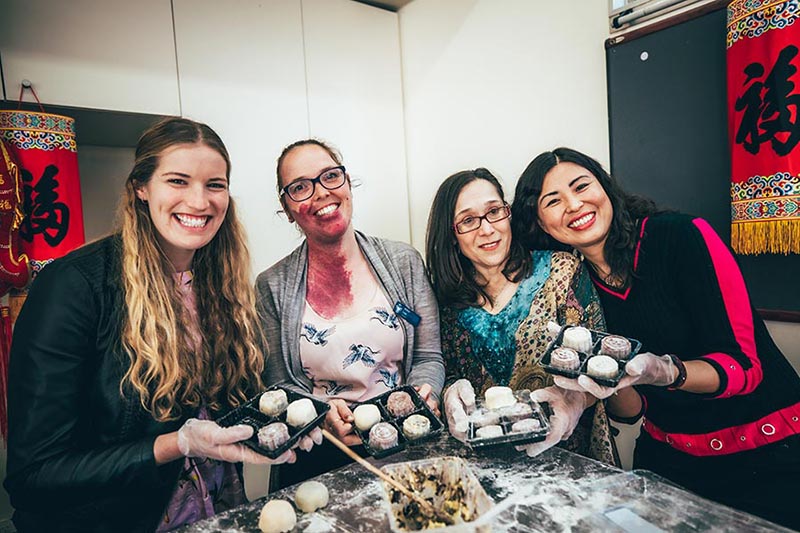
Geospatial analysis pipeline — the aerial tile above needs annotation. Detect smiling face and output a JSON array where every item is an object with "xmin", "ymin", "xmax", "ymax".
[
  {"xmin": 454, "ymin": 179, "xmax": 512, "ymax": 274},
  {"xmin": 279, "ymin": 143, "xmax": 353, "ymax": 244},
  {"xmin": 135, "ymin": 143, "xmax": 229, "ymax": 270},
  {"xmin": 536, "ymin": 161, "xmax": 613, "ymax": 258}
]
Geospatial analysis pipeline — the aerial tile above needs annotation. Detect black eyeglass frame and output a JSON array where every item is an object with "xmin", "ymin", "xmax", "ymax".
[
  {"xmin": 280, "ymin": 165, "xmax": 347, "ymax": 202},
  {"xmin": 452, "ymin": 204, "xmax": 512, "ymax": 234}
]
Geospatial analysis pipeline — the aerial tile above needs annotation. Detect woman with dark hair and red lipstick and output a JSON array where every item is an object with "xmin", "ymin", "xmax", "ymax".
[
  {"xmin": 512, "ymin": 146, "xmax": 800, "ymax": 529},
  {"xmin": 256, "ymin": 139, "xmax": 444, "ymax": 490}
]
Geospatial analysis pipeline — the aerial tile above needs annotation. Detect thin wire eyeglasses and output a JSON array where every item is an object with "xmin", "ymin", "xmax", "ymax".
[
  {"xmin": 453, "ymin": 204, "xmax": 511, "ymax": 234},
  {"xmin": 280, "ymin": 165, "xmax": 347, "ymax": 202}
]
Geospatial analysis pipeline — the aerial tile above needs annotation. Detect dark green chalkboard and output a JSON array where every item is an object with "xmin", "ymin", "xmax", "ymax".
[{"xmin": 606, "ymin": 8, "xmax": 800, "ymax": 316}]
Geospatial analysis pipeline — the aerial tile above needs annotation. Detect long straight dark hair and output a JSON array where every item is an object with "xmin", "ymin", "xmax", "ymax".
[
  {"xmin": 511, "ymin": 147, "xmax": 663, "ymax": 283},
  {"xmin": 426, "ymin": 168, "xmax": 531, "ymax": 309}
]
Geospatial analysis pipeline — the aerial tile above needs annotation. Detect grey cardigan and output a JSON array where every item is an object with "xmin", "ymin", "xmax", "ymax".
[{"xmin": 255, "ymin": 231, "xmax": 445, "ymax": 401}]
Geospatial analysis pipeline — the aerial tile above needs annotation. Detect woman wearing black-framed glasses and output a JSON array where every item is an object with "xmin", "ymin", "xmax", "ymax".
[
  {"xmin": 256, "ymin": 139, "xmax": 444, "ymax": 490},
  {"xmin": 425, "ymin": 168, "xmax": 618, "ymax": 466}
]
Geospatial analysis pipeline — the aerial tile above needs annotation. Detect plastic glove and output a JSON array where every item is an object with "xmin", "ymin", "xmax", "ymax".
[
  {"xmin": 177, "ymin": 419, "xmax": 296, "ymax": 465},
  {"xmin": 516, "ymin": 386, "xmax": 587, "ymax": 457},
  {"xmin": 298, "ymin": 427, "xmax": 323, "ymax": 452},
  {"xmin": 546, "ymin": 321, "xmax": 563, "ymax": 337},
  {"xmin": 325, "ymin": 399, "xmax": 361, "ymax": 446},
  {"xmin": 443, "ymin": 379, "xmax": 476, "ymax": 442},
  {"xmin": 553, "ymin": 352, "xmax": 679, "ymax": 400},
  {"xmin": 415, "ymin": 383, "xmax": 441, "ymax": 417}
]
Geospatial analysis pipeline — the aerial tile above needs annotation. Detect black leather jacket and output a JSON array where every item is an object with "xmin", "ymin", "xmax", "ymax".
[{"xmin": 5, "ymin": 237, "xmax": 188, "ymax": 532}]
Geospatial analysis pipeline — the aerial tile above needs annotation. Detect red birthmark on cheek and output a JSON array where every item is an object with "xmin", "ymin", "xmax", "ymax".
[
  {"xmin": 293, "ymin": 201, "xmax": 348, "ymax": 240},
  {"xmin": 293, "ymin": 202, "xmax": 313, "ymax": 223},
  {"xmin": 307, "ymin": 253, "xmax": 353, "ymax": 318}
]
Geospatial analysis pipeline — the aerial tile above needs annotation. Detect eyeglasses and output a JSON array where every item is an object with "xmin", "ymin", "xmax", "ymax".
[
  {"xmin": 453, "ymin": 204, "xmax": 511, "ymax": 234},
  {"xmin": 280, "ymin": 165, "xmax": 347, "ymax": 202}
]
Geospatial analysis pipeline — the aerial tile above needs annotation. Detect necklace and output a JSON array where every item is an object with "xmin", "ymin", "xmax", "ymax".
[
  {"xmin": 588, "ymin": 262, "xmax": 626, "ymax": 289},
  {"xmin": 482, "ymin": 277, "xmax": 518, "ymax": 312}
]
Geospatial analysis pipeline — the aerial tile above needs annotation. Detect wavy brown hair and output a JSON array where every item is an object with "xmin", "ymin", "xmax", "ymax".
[{"xmin": 118, "ymin": 117, "xmax": 264, "ymax": 421}]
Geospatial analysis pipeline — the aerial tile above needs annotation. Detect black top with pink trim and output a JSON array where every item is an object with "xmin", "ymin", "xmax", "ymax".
[{"xmin": 592, "ymin": 213, "xmax": 800, "ymax": 458}]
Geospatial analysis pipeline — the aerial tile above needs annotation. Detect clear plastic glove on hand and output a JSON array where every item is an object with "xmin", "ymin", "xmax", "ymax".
[
  {"xmin": 177, "ymin": 418, "xmax": 296, "ymax": 465},
  {"xmin": 325, "ymin": 399, "xmax": 361, "ymax": 447},
  {"xmin": 516, "ymin": 386, "xmax": 587, "ymax": 457},
  {"xmin": 443, "ymin": 379, "xmax": 476, "ymax": 442},
  {"xmin": 415, "ymin": 383, "xmax": 441, "ymax": 417},
  {"xmin": 298, "ymin": 427, "xmax": 323, "ymax": 452},
  {"xmin": 553, "ymin": 352, "xmax": 679, "ymax": 400}
]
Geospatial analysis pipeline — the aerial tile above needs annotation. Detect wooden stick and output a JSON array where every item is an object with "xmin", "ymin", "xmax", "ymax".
[{"xmin": 320, "ymin": 428, "xmax": 449, "ymax": 522}]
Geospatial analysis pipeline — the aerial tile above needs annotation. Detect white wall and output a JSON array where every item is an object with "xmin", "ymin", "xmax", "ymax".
[
  {"xmin": 172, "ymin": 0, "xmax": 309, "ymax": 272},
  {"xmin": 303, "ymin": 0, "xmax": 410, "ymax": 245},
  {"xmin": 173, "ymin": 0, "xmax": 409, "ymax": 273},
  {"xmin": 78, "ymin": 146, "xmax": 134, "ymax": 242},
  {"xmin": 0, "ymin": 0, "xmax": 180, "ymax": 115},
  {"xmin": 399, "ymin": 0, "xmax": 611, "ymax": 249}
]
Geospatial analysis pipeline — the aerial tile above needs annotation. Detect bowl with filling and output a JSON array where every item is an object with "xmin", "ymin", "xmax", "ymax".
[{"xmin": 381, "ymin": 456, "xmax": 494, "ymax": 532}]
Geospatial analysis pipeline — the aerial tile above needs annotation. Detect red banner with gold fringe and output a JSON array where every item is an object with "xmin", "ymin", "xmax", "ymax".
[{"xmin": 727, "ymin": 0, "xmax": 800, "ymax": 255}]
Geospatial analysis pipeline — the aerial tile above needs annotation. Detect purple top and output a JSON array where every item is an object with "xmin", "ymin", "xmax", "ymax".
[{"xmin": 156, "ymin": 272, "xmax": 248, "ymax": 531}]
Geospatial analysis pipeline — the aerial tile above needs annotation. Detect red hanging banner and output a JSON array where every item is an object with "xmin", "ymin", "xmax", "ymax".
[
  {"xmin": 0, "ymin": 110, "xmax": 85, "ymax": 273},
  {"xmin": 727, "ymin": 0, "xmax": 800, "ymax": 255}
]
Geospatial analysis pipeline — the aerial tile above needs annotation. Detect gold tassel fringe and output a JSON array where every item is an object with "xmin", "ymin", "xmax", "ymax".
[{"xmin": 731, "ymin": 220, "xmax": 800, "ymax": 255}]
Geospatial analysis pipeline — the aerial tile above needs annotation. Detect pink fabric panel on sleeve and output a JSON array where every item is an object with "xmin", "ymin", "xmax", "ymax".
[{"xmin": 692, "ymin": 218, "xmax": 762, "ymax": 396}]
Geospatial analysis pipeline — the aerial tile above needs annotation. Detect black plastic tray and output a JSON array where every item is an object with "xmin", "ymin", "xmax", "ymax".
[
  {"xmin": 542, "ymin": 325, "xmax": 642, "ymax": 387},
  {"xmin": 465, "ymin": 390, "xmax": 552, "ymax": 450},
  {"xmin": 351, "ymin": 385, "xmax": 444, "ymax": 459},
  {"xmin": 216, "ymin": 385, "xmax": 329, "ymax": 459}
]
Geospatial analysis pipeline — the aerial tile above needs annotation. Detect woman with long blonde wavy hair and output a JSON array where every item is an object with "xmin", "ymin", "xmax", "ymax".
[{"xmin": 5, "ymin": 117, "xmax": 316, "ymax": 533}]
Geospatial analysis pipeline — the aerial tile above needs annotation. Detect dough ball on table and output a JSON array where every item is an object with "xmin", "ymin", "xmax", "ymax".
[
  {"xmin": 259, "ymin": 499, "xmax": 296, "ymax": 533},
  {"xmin": 258, "ymin": 422, "xmax": 290, "ymax": 451},
  {"xmin": 386, "ymin": 391, "xmax": 415, "ymax": 417},
  {"xmin": 286, "ymin": 398, "xmax": 317, "ymax": 428},
  {"xmin": 259, "ymin": 389, "xmax": 289, "ymax": 417},
  {"xmin": 294, "ymin": 480, "xmax": 330, "ymax": 513},
  {"xmin": 402, "ymin": 414, "xmax": 431, "ymax": 440},
  {"xmin": 586, "ymin": 355, "xmax": 619, "ymax": 379},
  {"xmin": 599, "ymin": 335, "xmax": 632, "ymax": 360},
  {"xmin": 353, "ymin": 404, "xmax": 382, "ymax": 432},
  {"xmin": 484, "ymin": 386, "xmax": 516, "ymax": 410},
  {"xmin": 550, "ymin": 347, "xmax": 580, "ymax": 371},
  {"xmin": 562, "ymin": 326, "xmax": 592, "ymax": 353}
]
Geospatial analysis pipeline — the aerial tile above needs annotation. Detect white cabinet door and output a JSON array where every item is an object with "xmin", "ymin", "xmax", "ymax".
[
  {"xmin": 0, "ymin": 0, "xmax": 180, "ymax": 115},
  {"xmin": 173, "ymin": 0, "xmax": 310, "ymax": 273},
  {"xmin": 302, "ymin": 0, "xmax": 411, "ymax": 246}
]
